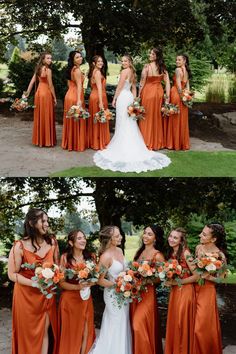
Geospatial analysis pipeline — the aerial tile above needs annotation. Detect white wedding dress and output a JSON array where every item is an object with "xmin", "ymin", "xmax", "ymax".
[
  {"xmin": 89, "ymin": 259, "xmax": 132, "ymax": 354},
  {"xmin": 93, "ymin": 80, "xmax": 171, "ymax": 173}
]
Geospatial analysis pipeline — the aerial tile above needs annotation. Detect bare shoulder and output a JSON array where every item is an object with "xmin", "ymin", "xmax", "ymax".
[
  {"xmin": 155, "ymin": 251, "xmax": 165, "ymax": 262},
  {"xmin": 99, "ymin": 251, "xmax": 112, "ymax": 267}
]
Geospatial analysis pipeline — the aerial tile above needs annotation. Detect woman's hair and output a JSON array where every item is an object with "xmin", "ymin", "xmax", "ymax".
[
  {"xmin": 166, "ymin": 227, "xmax": 188, "ymax": 262},
  {"xmin": 98, "ymin": 226, "xmax": 118, "ymax": 256},
  {"xmin": 207, "ymin": 222, "xmax": 227, "ymax": 256},
  {"xmin": 35, "ymin": 52, "xmax": 52, "ymax": 77},
  {"xmin": 134, "ymin": 225, "xmax": 165, "ymax": 261},
  {"xmin": 122, "ymin": 54, "xmax": 136, "ymax": 85},
  {"xmin": 151, "ymin": 47, "xmax": 167, "ymax": 75},
  {"xmin": 177, "ymin": 53, "xmax": 192, "ymax": 79},
  {"xmin": 88, "ymin": 55, "xmax": 106, "ymax": 81},
  {"xmin": 22, "ymin": 208, "xmax": 52, "ymax": 252},
  {"xmin": 64, "ymin": 229, "xmax": 92, "ymax": 265},
  {"xmin": 66, "ymin": 50, "xmax": 83, "ymax": 80}
]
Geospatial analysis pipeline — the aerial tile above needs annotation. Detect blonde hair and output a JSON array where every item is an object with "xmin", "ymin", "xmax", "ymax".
[
  {"xmin": 122, "ymin": 54, "xmax": 136, "ymax": 85},
  {"xmin": 98, "ymin": 225, "xmax": 118, "ymax": 256}
]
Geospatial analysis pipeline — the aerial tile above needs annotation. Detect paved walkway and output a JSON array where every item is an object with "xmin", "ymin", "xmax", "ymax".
[{"xmin": 0, "ymin": 114, "xmax": 234, "ymax": 177}]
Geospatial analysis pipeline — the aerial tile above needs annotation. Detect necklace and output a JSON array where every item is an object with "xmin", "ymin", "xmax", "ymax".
[{"xmin": 73, "ymin": 255, "xmax": 84, "ymax": 262}]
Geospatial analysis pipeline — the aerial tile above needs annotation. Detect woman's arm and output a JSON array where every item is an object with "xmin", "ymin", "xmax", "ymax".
[
  {"xmin": 112, "ymin": 69, "xmax": 128, "ymax": 107},
  {"xmin": 164, "ymin": 70, "xmax": 170, "ymax": 103},
  {"xmin": 46, "ymin": 68, "xmax": 57, "ymax": 106},
  {"xmin": 97, "ymin": 254, "xmax": 114, "ymax": 288},
  {"xmin": 138, "ymin": 65, "xmax": 148, "ymax": 96},
  {"xmin": 8, "ymin": 242, "xmax": 34, "ymax": 287},
  {"xmin": 25, "ymin": 74, "xmax": 36, "ymax": 97},
  {"xmin": 73, "ymin": 68, "xmax": 82, "ymax": 106},
  {"xmin": 94, "ymin": 70, "xmax": 104, "ymax": 110},
  {"xmin": 52, "ymin": 237, "xmax": 60, "ymax": 265},
  {"xmin": 175, "ymin": 68, "xmax": 183, "ymax": 96}
]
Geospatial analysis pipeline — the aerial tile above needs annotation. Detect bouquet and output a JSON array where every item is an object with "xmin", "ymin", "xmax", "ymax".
[
  {"xmin": 181, "ymin": 89, "xmax": 194, "ymax": 108},
  {"xmin": 10, "ymin": 93, "xmax": 35, "ymax": 112},
  {"xmin": 193, "ymin": 253, "xmax": 227, "ymax": 285},
  {"xmin": 157, "ymin": 259, "xmax": 183, "ymax": 286},
  {"xmin": 129, "ymin": 260, "xmax": 159, "ymax": 284},
  {"xmin": 21, "ymin": 261, "xmax": 64, "ymax": 299},
  {"xmin": 66, "ymin": 105, "xmax": 90, "ymax": 120},
  {"xmin": 161, "ymin": 102, "xmax": 179, "ymax": 117},
  {"xmin": 112, "ymin": 269, "xmax": 146, "ymax": 308},
  {"xmin": 127, "ymin": 98, "xmax": 145, "ymax": 120},
  {"xmin": 64, "ymin": 259, "xmax": 101, "ymax": 300},
  {"xmin": 94, "ymin": 108, "xmax": 114, "ymax": 123}
]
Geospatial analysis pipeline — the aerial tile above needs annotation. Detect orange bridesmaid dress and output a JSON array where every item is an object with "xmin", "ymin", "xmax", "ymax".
[
  {"xmin": 194, "ymin": 279, "xmax": 223, "ymax": 353},
  {"xmin": 166, "ymin": 75, "xmax": 190, "ymax": 150},
  {"xmin": 58, "ymin": 257, "xmax": 95, "ymax": 354},
  {"xmin": 61, "ymin": 68, "xmax": 87, "ymax": 151},
  {"xmin": 139, "ymin": 74, "xmax": 164, "ymax": 150},
  {"xmin": 164, "ymin": 253, "xmax": 195, "ymax": 354},
  {"xmin": 88, "ymin": 76, "xmax": 110, "ymax": 150},
  {"xmin": 12, "ymin": 241, "xmax": 57, "ymax": 354},
  {"xmin": 131, "ymin": 252, "xmax": 163, "ymax": 354},
  {"xmin": 32, "ymin": 72, "xmax": 56, "ymax": 147}
]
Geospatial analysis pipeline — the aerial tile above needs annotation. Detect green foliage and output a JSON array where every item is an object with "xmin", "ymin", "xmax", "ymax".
[
  {"xmin": 205, "ymin": 74, "xmax": 226, "ymax": 103},
  {"xmin": 0, "ymin": 261, "xmax": 8, "ymax": 286},
  {"xmin": 0, "ymin": 78, "xmax": 3, "ymax": 95},
  {"xmin": 228, "ymin": 78, "xmax": 236, "ymax": 103}
]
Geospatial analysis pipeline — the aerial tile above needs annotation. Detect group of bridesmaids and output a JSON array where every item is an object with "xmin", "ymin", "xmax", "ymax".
[
  {"xmin": 24, "ymin": 47, "xmax": 191, "ymax": 152},
  {"xmin": 8, "ymin": 208, "xmax": 227, "ymax": 354}
]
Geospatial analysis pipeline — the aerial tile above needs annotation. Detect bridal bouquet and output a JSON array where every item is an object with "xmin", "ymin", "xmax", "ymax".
[
  {"xmin": 21, "ymin": 261, "xmax": 64, "ymax": 299},
  {"xmin": 192, "ymin": 253, "xmax": 227, "ymax": 285},
  {"xmin": 10, "ymin": 92, "xmax": 35, "ymax": 112},
  {"xmin": 127, "ymin": 98, "xmax": 145, "ymax": 120},
  {"xmin": 94, "ymin": 108, "xmax": 114, "ymax": 123},
  {"xmin": 161, "ymin": 102, "xmax": 179, "ymax": 117},
  {"xmin": 157, "ymin": 259, "xmax": 183, "ymax": 286},
  {"xmin": 112, "ymin": 269, "xmax": 146, "ymax": 308},
  {"xmin": 180, "ymin": 89, "xmax": 194, "ymax": 108},
  {"xmin": 66, "ymin": 105, "xmax": 90, "ymax": 120}
]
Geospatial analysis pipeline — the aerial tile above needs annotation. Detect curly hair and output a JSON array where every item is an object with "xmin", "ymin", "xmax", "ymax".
[
  {"xmin": 63, "ymin": 229, "xmax": 92, "ymax": 265},
  {"xmin": 98, "ymin": 226, "xmax": 119, "ymax": 256},
  {"xmin": 66, "ymin": 50, "xmax": 83, "ymax": 81},
  {"xmin": 134, "ymin": 225, "xmax": 165, "ymax": 261}
]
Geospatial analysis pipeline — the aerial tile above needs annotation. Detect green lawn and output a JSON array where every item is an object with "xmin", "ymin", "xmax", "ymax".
[
  {"xmin": 125, "ymin": 235, "xmax": 140, "ymax": 261},
  {"xmin": 51, "ymin": 151, "xmax": 236, "ymax": 177}
]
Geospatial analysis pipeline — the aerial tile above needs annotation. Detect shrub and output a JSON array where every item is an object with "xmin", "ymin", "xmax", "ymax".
[
  {"xmin": 228, "ymin": 78, "xmax": 236, "ymax": 103},
  {"xmin": 0, "ymin": 78, "xmax": 4, "ymax": 95}
]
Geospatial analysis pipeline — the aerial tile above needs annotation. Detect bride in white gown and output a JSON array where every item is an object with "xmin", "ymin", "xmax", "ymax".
[
  {"xmin": 93, "ymin": 55, "xmax": 171, "ymax": 173},
  {"xmin": 89, "ymin": 226, "xmax": 132, "ymax": 354}
]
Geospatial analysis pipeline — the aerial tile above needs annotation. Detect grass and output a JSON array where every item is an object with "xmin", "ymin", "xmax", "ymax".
[
  {"xmin": 125, "ymin": 235, "xmax": 140, "ymax": 261},
  {"xmin": 50, "ymin": 151, "xmax": 236, "ymax": 177},
  {"xmin": 225, "ymin": 272, "xmax": 236, "ymax": 284}
]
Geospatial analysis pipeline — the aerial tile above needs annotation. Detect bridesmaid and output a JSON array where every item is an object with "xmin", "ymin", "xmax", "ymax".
[
  {"xmin": 139, "ymin": 47, "xmax": 170, "ymax": 150},
  {"xmin": 166, "ymin": 54, "xmax": 192, "ymax": 150},
  {"xmin": 58, "ymin": 229, "xmax": 95, "ymax": 354},
  {"xmin": 194, "ymin": 223, "xmax": 227, "ymax": 354},
  {"xmin": 131, "ymin": 225, "xmax": 165, "ymax": 354},
  {"xmin": 25, "ymin": 52, "xmax": 57, "ymax": 147},
  {"xmin": 61, "ymin": 50, "xmax": 87, "ymax": 151},
  {"xmin": 164, "ymin": 228, "xmax": 198, "ymax": 354},
  {"xmin": 87, "ymin": 55, "xmax": 110, "ymax": 150},
  {"xmin": 8, "ymin": 208, "xmax": 59, "ymax": 354}
]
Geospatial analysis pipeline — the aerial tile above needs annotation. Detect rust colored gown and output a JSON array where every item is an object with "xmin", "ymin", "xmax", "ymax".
[
  {"xmin": 88, "ymin": 76, "xmax": 110, "ymax": 150},
  {"xmin": 58, "ymin": 255, "xmax": 95, "ymax": 354},
  {"xmin": 61, "ymin": 68, "xmax": 87, "ymax": 151},
  {"xmin": 193, "ymin": 249, "xmax": 225, "ymax": 354},
  {"xmin": 166, "ymin": 75, "xmax": 190, "ymax": 150},
  {"xmin": 32, "ymin": 72, "xmax": 56, "ymax": 147},
  {"xmin": 130, "ymin": 252, "xmax": 163, "ymax": 354},
  {"xmin": 164, "ymin": 252, "xmax": 195, "ymax": 354},
  {"xmin": 11, "ymin": 241, "xmax": 58, "ymax": 354},
  {"xmin": 139, "ymin": 74, "xmax": 164, "ymax": 150}
]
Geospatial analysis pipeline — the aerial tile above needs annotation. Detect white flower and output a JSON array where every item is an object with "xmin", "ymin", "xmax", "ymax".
[
  {"xmin": 35, "ymin": 266, "xmax": 43, "ymax": 275},
  {"xmin": 120, "ymin": 285, "xmax": 125, "ymax": 292},
  {"xmin": 41, "ymin": 268, "xmax": 55, "ymax": 279},
  {"xmin": 123, "ymin": 274, "xmax": 132, "ymax": 282},
  {"xmin": 124, "ymin": 291, "xmax": 131, "ymax": 298},
  {"xmin": 159, "ymin": 271, "xmax": 166, "ymax": 280},
  {"xmin": 118, "ymin": 271, "xmax": 126, "ymax": 277},
  {"xmin": 205, "ymin": 263, "xmax": 217, "ymax": 272}
]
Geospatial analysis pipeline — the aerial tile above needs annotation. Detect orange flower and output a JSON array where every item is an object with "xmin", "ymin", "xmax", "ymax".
[
  {"xmin": 132, "ymin": 261, "xmax": 139, "ymax": 268},
  {"xmin": 125, "ymin": 283, "xmax": 132, "ymax": 291},
  {"xmin": 42, "ymin": 262, "xmax": 53, "ymax": 269},
  {"xmin": 127, "ymin": 269, "xmax": 134, "ymax": 276},
  {"xmin": 166, "ymin": 271, "xmax": 173, "ymax": 278},
  {"xmin": 78, "ymin": 269, "xmax": 89, "ymax": 278}
]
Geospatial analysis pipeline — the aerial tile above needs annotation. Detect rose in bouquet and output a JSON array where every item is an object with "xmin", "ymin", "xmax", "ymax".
[
  {"xmin": 127, "ymin": 97, "xmax": 145, "ymax": 120},
  {"xmin": 10, "ymin": 92, "xmax": 35, "ymax": 112},
  {"xmin": 66, "ymin": 105, "xmax": 90, "ymax": 120},
  {"xmin": 21, "ymin": 261, "xmax": 64, "ymax": 298},
  {"xmin": 129, "ymin": 260, "xmax": 159, "ymax": 284},
  {"xmin": 94, "ymin": 108, "xmax": 115, "ymax": 123},
  {"xmin": 193, "ymin": 253, "xmax": 227, "ymax": 285},
  {"xmin": 157, "ymin": 259, "xmax": 183, "ymax": 286},
  {"xmin": 161, "ymin": 102, "xmax": 179, "ymax": 117},
  {"xmin": 180, "ymin": 89, "xmax": 194, "ymax": 108},
  {"xmin": 112, "ymin": 269, "xmax": 146, "ymax": 308}
]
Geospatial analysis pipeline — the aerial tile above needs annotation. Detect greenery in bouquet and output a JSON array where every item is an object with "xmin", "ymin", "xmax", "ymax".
[
  {"xmin": 180, "ymin": 89, "xmax": 194, "ymax": 108},
  {"xmin": 192, "ymin": 253, "xmax": 227, "ymax": 285},
  {"xmin": 127, "ymin": 97, "xmax": 145, "ymax": 120},
  {"xmin": 94, "ymin": 108, "xmax": 115, "ymax": 123},
  {"xmin": 66, "ymin": 105, "xmax": 90, "ymax": 120},
  {"xmin": 161, "ymin": 102, "xmax": 179, "ymax": 117},
  {"xmin": 157, "ymin": 259, "xmax": 183, "ymax": 287},
  {"xmin": 64, "ymin": 259, "xmax": 101, "ymax": 284}
]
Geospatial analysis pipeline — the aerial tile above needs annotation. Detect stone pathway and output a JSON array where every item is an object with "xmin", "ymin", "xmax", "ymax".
[{"xmin": 0, "ymin": 115, "xmax": 234, "ymax": 177}]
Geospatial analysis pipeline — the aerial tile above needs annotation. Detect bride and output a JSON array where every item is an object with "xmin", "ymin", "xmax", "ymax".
[
  {"xmin": 93, "ymin": 55, "xmax": 171, "ymax": 173},
  {"xmin": 89, "ymin": 226, "xmax": 132, "ymax": 354}
]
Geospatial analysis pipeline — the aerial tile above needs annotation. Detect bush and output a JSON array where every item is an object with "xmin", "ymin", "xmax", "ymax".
[
  {"xmin": 205, "ymin": 74, "xmax": 227, "ymax": 103},
  {"xmin": 0, "ymin": 78, "xmax": 3, "ymax": 95},
  {"xmin": 228, "ymin": 78, "xmax": 236, "ymax": 103},
  {"xmin": 0, "ymin": 260, "xmax": 8, "ymax": 287}
]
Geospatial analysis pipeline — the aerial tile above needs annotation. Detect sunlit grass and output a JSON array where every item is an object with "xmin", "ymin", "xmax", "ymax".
[{"xmin": 125, "ymin": 235, "xmax": 140, "ymax": 261}]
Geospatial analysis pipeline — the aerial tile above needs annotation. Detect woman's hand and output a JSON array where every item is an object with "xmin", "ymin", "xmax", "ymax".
[
  {"xmin": 54, "ymin": 98, "xmax": 57, "ymax": 106},
  {"xmin": 99, "ymin": 102, "xmax": 104, "ymax": 110},
  {"xmin": 76, "ymin": 100, "xmax": 82, "ymax": 107},
  {"xmin": 165, "ymin": 96, "xmax": 170, "ymax": 104},
  {"xmin": 112, "ymin": 97, "xmax": 116, "ymax": 108}
]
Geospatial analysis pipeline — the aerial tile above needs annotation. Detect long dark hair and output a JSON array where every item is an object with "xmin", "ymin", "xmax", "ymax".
[
  {"xmin": 178, "ymin": 53, "xmax": 192, "ymax": 79},
  {"xmin": 35, "ymin": 52, "xmax": 52, "ymax": 77},
  {"xmin": 22, "ymin": 208, "xmax": 52, "ymax": 252},
  {"xmin": 64, "ymin": 229, "xmax": 92, "ymax": 265},
  {"xmin": 151, "ymin": 47, "xmax": 167, "ymax": 75},
  {"xmin": 207, "ymin": 222, "xmax": 227, "ymax": 257},
  {"xmin": 166, "ymin": 227, "xmax": 188, "ymax": 263},
  {"xmin": 66, "ymin": 50, "xmax": 83, "ymax": 80},
  {"xmin": 88, "ymin": 55, "xmax": 107, "ymax": 81},
  {"xmin": 134, "ymin": 225, "xmax": 164, "ymax": 261}
]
